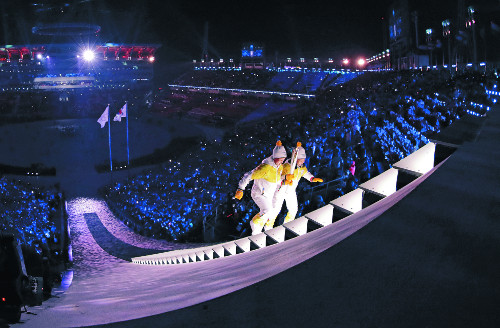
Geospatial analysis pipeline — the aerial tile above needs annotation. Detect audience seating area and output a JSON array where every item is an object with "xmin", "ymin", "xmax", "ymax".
[{"xmin": 103, "ymin": 69, "xmax": 496, "ymax": 242}]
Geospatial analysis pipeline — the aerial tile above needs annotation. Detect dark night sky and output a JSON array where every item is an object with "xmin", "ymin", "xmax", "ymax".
[{"xmin": 1, "ymin": 0, "xmax": 499, "ymax": 61}]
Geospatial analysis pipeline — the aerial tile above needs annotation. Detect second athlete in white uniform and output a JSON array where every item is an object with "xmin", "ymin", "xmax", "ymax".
[{"xmin": 272, "ymin": 142, "xmax": 323, "ymax": 225}]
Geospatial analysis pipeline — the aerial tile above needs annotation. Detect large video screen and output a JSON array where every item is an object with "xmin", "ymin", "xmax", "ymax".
[{"xmin": 242, "ymin": 44, "xmax": 263, "ymax": 57}]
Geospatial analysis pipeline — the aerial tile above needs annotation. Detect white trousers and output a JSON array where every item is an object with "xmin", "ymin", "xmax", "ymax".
[
  {"xmin": 250, "ymin": 191, "xmax": 278, "ymax": 235},
  {"xmin": 272, "ymin": 187, "xmax": 299, "ymax": 223}
]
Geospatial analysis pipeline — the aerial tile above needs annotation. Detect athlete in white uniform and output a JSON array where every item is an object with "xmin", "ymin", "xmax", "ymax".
[
  {"xmin": 235, "ymin": 141, "xmax": 287, "ymax": 235},
  {"xmin": 273, "ymin": 142, "xmax": 323, "ymax": 224}
]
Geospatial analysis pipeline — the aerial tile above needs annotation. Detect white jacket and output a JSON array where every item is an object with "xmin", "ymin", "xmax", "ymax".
[
  {"xmin": 281, "ymin": 161, "xmax": 314, "ymax": 194},
  {"xmin": 238, "ymin": 156, "xmax": 284, "ymax": 199}
]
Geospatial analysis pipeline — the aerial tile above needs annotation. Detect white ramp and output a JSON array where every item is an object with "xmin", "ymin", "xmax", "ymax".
[
  {"xmin": 330, "ymin": 188, "xmax": 364, "ymax": 213},
  {"xmin": 393, "ymin": 142, "xmax": 436, "ymax": 175},
  {"xmin": 359, "ymin": 168, "xmax": 399, "ymax": 197},
  {"xmin": 305, "ymin": 204, "xmax": 334, "ymax": 227},
  {"xmin": 283, "ymin": 216, "xmax": 309, "ymax": 236},
  {"xmin": 195, "ymin": 251, "xmax": 205, "ymax": 262},
  {"xmin": 222, "ymin": 242, "xmax": 237, "ymax": 256},
  {"xmin": 203, "ymin": 249, "xmax": 214, "ymax": 260},
  {"xmin": 248, "ymin": 233, "xmax": 267, "ymax": 249},
  {"xmin": 264, "ymin": 226, "xmax": 286, "ymax": 243},
  {"xmin": 213, "ymin": 245, "xmax": 225, "ymax": 258},
  {"xmin": 234, "ymin": 238, "xmax": 251, "ymax": 253}
]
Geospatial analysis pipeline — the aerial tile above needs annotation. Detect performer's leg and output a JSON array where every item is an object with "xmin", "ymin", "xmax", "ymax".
[
  {"xmin": 250, "ymin": 214, "xmax": 265, "ymax": 235},
  {"xmin": 251, "ymin": 194, "xmax": 274, "ymax": 235},
  {"xmin": 283, "ymin": 193, "xmax": 298, "ymax": 223},
  {"xmin": 266, "ymin": 188, "xmax": 286, "ymax": 230}
]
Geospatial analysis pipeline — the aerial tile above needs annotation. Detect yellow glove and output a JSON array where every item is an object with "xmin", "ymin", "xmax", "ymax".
[
  {"xmin": 234, "ymin": 189, "xmax": 243, "ymax": 200},
  {"xmin": 312, "ymin": 177, "xmax": 323, "ymax": 183}
]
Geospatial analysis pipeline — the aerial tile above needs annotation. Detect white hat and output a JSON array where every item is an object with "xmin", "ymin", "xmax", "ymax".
[
  {"xmin": 272, "ymin": 140, "xmax": 287, "ymax": 159},
  {"xmin": 296, "ymin": 142, "xmax": 307, "ymax": 159}
]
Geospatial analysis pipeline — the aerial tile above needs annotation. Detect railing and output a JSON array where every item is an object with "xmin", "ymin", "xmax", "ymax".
[
  {"xmin": 202, "ymin": 204, "xmax": 225, "ymax": 242},
  {"xmin": 307, "ymin": 176, "xmax": 345, "ymax": 201}
]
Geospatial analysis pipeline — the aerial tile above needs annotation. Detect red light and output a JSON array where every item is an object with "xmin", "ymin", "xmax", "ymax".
[{"xmin": 1, "ymin": 297, "xmax": 5, "ymax": 302}]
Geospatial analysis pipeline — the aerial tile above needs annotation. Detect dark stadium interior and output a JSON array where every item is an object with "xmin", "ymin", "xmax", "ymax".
[{"xmin": 0, "ymin": 0, "xmax": 499, "ymax": 327}]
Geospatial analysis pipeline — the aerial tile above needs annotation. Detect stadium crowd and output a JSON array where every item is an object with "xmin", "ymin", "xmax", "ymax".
[
  {"xmin": 177, "ymin": 69, "xmax": 276, "ymax": 90},
  {"xmin": 103, "ymin": 69, "xmax": 496, "ymax": 242},
  {"xmin": 0, "ymin": 177, "xmax": 65, "ymax": 297},
  {"xmin": 0, "ymin": 178, "xmax": 62, "ymax": 248}
]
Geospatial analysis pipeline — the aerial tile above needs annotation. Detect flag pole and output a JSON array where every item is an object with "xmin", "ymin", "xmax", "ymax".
[
  {"xmin": 126, "ymin": 101, "xmax": 130, "ymax": 167},
  {"xmin": 108, "ymin": 104, "xmax": 113, "ymax": 172}
]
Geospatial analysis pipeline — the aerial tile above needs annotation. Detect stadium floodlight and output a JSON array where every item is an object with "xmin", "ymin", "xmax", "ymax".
[
  {"xmin": 82, "ymin": 49, "xmax": 95, "ymax": 61},
  {"xmin": 148, "ymin": 56, "xmax": 155, "ymax": 63},
  {"xmin": 357, "ymin": 58, "xmax": 366, "ymax": 67},
  {"xmin": 342, "ymin": 58, "xmax": 349, "ymax": 65}
]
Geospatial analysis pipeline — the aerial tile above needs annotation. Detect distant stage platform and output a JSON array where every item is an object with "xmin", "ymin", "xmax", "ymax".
[{"xmin": 14, "ymin": 104, "xmax": 500, "ymax": 328}]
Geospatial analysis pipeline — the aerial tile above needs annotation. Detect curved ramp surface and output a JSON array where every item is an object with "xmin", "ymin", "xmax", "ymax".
[
  {"xmin": 18, "ymin": 167, "xmax": 436, "ymax": 327},
  {"xmin": 83, "ymin": 212, "xmax": 169, "ymax": 261}
]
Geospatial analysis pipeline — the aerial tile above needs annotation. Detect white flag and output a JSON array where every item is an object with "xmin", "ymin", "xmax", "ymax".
[
  {"xmin": 98, "ymin": 105, "xmax": 109, "ymax": 128},
  {"xmin": 113, "ymin": 103, "xmax": 127, "ymax": 122}
]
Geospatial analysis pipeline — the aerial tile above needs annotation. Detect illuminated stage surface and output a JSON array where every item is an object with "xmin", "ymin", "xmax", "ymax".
[{"xmin": 14, "ymin": 106, "xmax": 500, "ymax": 327}]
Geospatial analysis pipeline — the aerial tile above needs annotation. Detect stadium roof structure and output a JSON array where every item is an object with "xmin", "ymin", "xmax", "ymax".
[{"xmin": 32, "ymin": 23, "xmax": 101, "ymax": 36}]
